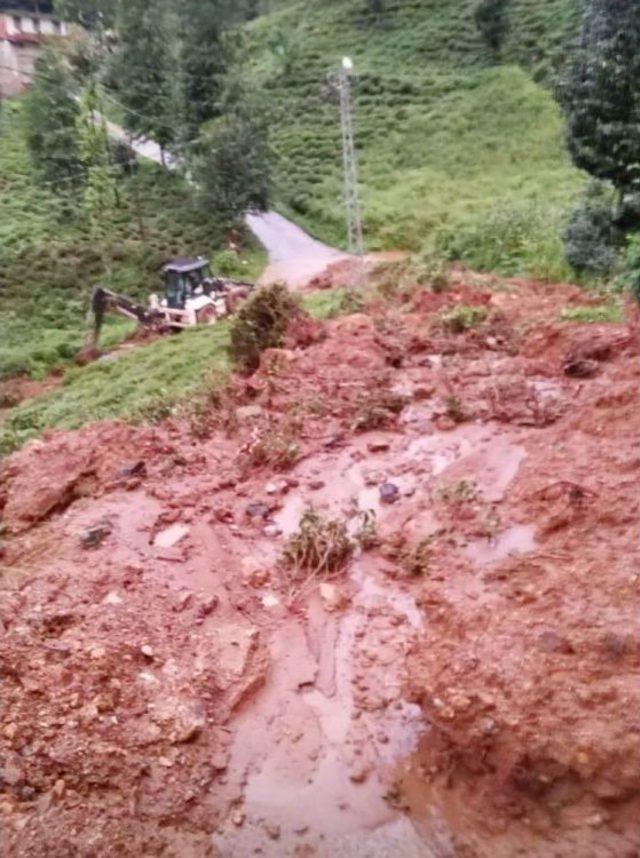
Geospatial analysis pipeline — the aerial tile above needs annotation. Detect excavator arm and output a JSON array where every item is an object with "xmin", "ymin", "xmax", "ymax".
[{"xmin": 89, "ymin": 286, "xmax": 163, "ymax": 349}]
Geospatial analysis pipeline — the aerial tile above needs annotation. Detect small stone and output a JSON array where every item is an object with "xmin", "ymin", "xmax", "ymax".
[
  {"xmin": 367, "ymin": 439, "xmax": 390, "ymax": 453},
  {"xmin": 80, "ymin": 522, "xmax": 112, "ymax": 549},
  {"xmin": 246, "ymin": 502, "xmax": 270, "ymax": 521},
  {"xmin": 197, "ymin": 595, "xmax": 218, "ymax": 619},
  {"xmin": 52, "ymin": 779, "xmax": 66, "ymax": 798},
  {"xmin": 231, "ymin": 809, "xmax": 246, "ymax": 827},
  {"xmin": 265, "ymin": 824, "xmax": 281, "ymax": 840},
  {"xmin": 349, "ymin": 766, "xmax": 370, "ymax": 784},
  {"xmin": 116, "ymin": 460, "xmax": 146, "ymax": 479},
  {"xmin": 103, "ymin": 591, "xmax": 123, "ymax": 606},
  {"xmin": 263, "ymin": 524, "xmax": 282, "ymax": 538},
  {"xmin": 319, "ymin": 583, "xmax": 349, "ymax": 613},
  {"xmin": 3, "ymin": 723, "xmax": 17, "ymax": 740},
  {"xmin": 587, "ymin": 813, "xmax": 604, "ymax": 828},
  {"xmin": 173, "ymin": 591, "xmax": 192, "ymax": 612},
  {"xmin": 236, "ymin": 405, "xmax": 264, "ymax": 422},
  {"xmin": 265, "ymin": 482, "xmax": 278, "ymax": 495},
  {"xmin": 158, "ymin": 757, "xmax": 174, "ymax": 768},
  {"xmin": 379, "ymin": 482, "xmax": 400, "ymax": 504},
  {"xmin": 538, "ymin": 630, "xmax": 574, "ymax": 655},
  {"xmin": 140, "ymin": 645, "xmax": 154, "ymax": 659}
]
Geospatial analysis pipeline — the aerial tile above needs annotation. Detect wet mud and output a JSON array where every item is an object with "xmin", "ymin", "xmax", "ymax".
[{"xmin": 1, "ymin": 271, "xmax": 639, "ymax": 856}]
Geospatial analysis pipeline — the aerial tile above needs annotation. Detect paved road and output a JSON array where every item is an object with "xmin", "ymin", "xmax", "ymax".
[
  {"xmin": 105, "ymin": 118, "xmax": 347, "ymax": 289},
  {"xmin": 246, "ymin": 211, "xmax": 348, "ymax": 289}
]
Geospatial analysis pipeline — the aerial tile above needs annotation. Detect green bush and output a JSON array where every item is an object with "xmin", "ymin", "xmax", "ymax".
[
  {"xmin": 563, "ymin": 185, "xmax": 619, "ymax": 277},
  {"xmin": 229, "ymin": 283, "xmax": 302, "ymax": 373}
]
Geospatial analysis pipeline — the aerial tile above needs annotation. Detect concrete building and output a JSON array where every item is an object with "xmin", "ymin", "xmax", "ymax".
[{"xmin": 0, "ymin": 9, "xmax": 68, "ymax": 98}]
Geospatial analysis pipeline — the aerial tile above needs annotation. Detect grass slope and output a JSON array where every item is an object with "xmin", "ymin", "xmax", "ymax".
[
  {"xmin": 0, "ymin": 100, "xmax": 264, "ymax": 381},
  {"xmin": 242, "ymin": 0, "xmax": 584, "ymax": 278},
  {"xmin": 0, "ymin": 289, "xmax": 346, "ymax": 454}
]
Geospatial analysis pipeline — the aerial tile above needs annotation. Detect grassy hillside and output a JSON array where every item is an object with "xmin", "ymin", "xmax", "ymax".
[
  {"xmin": 0, "ymin": 100, "xmax": 264, "ymax": 381},
  {"xmin": 242, "ymin": 0, "xmax": 584, "ymax": 278}
]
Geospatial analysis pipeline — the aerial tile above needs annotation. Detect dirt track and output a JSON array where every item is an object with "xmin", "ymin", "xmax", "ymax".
[{"xmin": 1, "ymin": 268, "xmax": 639, "ymax": 856}]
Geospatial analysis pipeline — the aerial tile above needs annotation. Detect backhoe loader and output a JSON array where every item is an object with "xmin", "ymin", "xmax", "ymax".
[{"xmin": 88, "ymin": 257, "xmax": 253, "ymax": 349}]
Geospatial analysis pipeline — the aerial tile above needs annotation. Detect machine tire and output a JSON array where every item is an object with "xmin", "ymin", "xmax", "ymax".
[{"xmin": 195, "ymin": 304, "xmax": 218, "ymax": 325}]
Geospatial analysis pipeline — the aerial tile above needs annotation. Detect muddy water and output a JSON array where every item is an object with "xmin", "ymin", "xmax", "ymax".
[{"xmin": 213, "ymin": 421, "xmax": 532, "ymax": 855}]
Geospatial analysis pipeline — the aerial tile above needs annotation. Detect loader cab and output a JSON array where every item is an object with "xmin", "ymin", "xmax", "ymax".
[{"xmin": 162, "ymin": 258, "xmax": 212, "ymax": 309}]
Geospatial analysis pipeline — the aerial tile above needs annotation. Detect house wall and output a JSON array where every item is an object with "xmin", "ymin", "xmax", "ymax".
[{"xmin": 0, "ymin": 12, "xmax": 68, "ymax": 98}]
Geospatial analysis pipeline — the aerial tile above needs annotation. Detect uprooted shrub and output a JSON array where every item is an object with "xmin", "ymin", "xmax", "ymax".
[
  {"xmin": 352, "ymin": 389, "xmax": 407, "ymax": 432},
  {"xmin": 282, "ymin": 511, "xmax": 354, "ymax": 579},
  {"xmin": 238, "ymin": 415, "xmax": 301, "ymax": 471},
  {"xmin": 439, "ymin": 304, "xmax": 489, "ymax": 334},
  {"xmin": 229, "ymin": 283, "xmax": 303, "ymax": 373}
]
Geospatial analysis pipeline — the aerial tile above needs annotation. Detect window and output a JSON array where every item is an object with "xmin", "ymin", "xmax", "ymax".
[
  {"xmin": 12, "ymin": 16, "xmax": 22, "ymax": 31},
  {"xmin": 32, "ymin": 18, "xmax": 41, "ymax": 33}
]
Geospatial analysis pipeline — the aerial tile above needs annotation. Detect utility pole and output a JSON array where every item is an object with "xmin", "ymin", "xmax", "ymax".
[{"xmin": 337, "ymin": 57, "xmax": 364, "ymax": 260}]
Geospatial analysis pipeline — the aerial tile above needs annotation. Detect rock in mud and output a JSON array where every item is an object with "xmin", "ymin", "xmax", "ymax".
[
  {"xmin": 236, "ymin": 405, "xmax": 264, "ymax": 422},
  {"xmin": 564, "ymin": 358, "xmax": 600, "ymax": 379},
  {"xmin": 319, "ymin": 582, "xmax": 349, "ymax": 613},
  {"xmin": 116, "ymin": 460, "xmax": 147, "ymax": 479},
  {"xmin": 379, "ymin": 482, "xmax": 400, "ymax": 504},
  {"xmin": 151, "ymin": 698, "xmax": 207, "ymax": 744},
  {"xmin": 246, "ymin": 502, "xmax": 270, "ymax": 521},
  {"xmin": 367, "ymin": 438, "xmax": 391, "ymax": 453},
  {"xmin": 80, "ymin": 521, "xmax": 112, "ymax": 549},
  {"xmin": 263, "ymin": 523, "xmax": 282, "ymax": 538}
]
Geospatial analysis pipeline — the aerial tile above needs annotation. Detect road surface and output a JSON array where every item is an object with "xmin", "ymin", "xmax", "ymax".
[
  {"xmin": 105, "ymin": 118, "xmax": 348, "ymax": 290},
  {"xmin": 246, "ymin": 211, "xmax": 349, "ymax": 289}
]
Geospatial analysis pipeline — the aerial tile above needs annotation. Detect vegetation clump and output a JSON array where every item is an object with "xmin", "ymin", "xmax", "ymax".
[
  {"xmin": 352, "ymin": 390, "xmax": 406, "ymax": 432},
  {"xmin": 229, "ymin": 283, "xmax": 302, "ymax": 373},
  {"xmin": 563, "ymin": 184, "xmax": 619, "ymax": 277},
  {"xmin": 282, "ymin": 511, "xmax": 354, "ymax": 578},
  {"xmin": 239, "ymin": 416, "xmax": 301, "ymax": 470},
  {"xmin": 400, "ymin": 538, "xmax": 432, "ymax": 577},
  {"xmin": 440, "ymin": 305, "xmax": 489, "ymax": 334}
]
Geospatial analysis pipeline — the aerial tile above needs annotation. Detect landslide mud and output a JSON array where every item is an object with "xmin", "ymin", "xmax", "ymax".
[{"xmin": 1, "ymin": 271, "xmax": 639, "ymax": 856}]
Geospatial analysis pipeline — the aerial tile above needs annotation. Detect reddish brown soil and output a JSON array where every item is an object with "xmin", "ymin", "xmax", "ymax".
[
  {"xmin": 1, "ymin": 272, "xmax": 639, "ymax": 856},
  {"xmin": 0, "ymin": 376, "xmax": 62, "ymax": 411}
]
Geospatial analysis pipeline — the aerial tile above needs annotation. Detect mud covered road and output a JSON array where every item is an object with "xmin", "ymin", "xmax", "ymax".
[{"xmin": 1, "ymin": 268, "xmax": 639, "ymax": 856}]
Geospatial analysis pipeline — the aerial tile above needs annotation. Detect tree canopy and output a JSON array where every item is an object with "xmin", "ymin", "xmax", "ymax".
[
  {"xmin": 560, "ymin": 0, "xmax": 640, "ymax": 201},
  {"xmin": 23, "ymin": 48, "xmax": 82, "ymax": 185}
]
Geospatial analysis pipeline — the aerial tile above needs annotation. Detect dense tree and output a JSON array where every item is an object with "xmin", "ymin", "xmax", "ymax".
[
  {"xmin": 559, "ymin": 0, "xmax": 640, "ymax": 210},
  {"xmin": 176, "ymin": 0, "xmax": 235, "ymax": 139},
  {"xmin": 114, "ymin": 0, "xmax": 178, "ymax": 155},
  {"xmin": 77, "ymin": 84, "xmax": 118, "ymax": 251},
  {"xmin": 54, "ymin": 0, "xmax": 115, "ymax": 28},
  {"xmin": 0, "ymin": 1, "xmax": 53, "ymax": 12},
  {"xmin": 474, "ymin": 0, "xmax": 510, "ymax": 55},
  {"xmin": 23, "ymin": 48, "xmax": 82, "ymax": 184},
  {"xmin": 193, "ymin": 99, "xmax": 270, "ymax": 227}
]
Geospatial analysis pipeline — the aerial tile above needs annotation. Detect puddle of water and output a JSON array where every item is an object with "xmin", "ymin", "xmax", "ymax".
[
  {"xmin": 215, "ymin": 552, "xmax": 427, "ymax": 855},
  {"xmin": 154, "ymin": 523, "xmax": 189, "ymax": 548},
  {"xmin": 406, "ymin": 424, "xmax": 493, "ymax": 476},
  {"xmin": 466, "ymin": 524, "xmax": 536, "ymax": 567}
]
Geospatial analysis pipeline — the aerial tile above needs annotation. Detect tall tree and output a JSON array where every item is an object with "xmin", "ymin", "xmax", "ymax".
[
  {"xmin": 77, "ymin": 83, "xmax": 118, "ymax": 262},
  {"xmin": 176, "ymin": 0, "xmax": 235, "ymax": 139},
  {"xmin": 23, "ymin": 48, "xmax": 82, "ymax": 185},
  {"xmin": 192, "ymin": 87, "xmax": 270, "ymax": 227},
  {"xmin": 114, "ymin": 0, "xmax": 177, "ymax": 156},
  {"xmin": 560, "ymin": 0, "xmax": 640, "ymax": 209}
]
